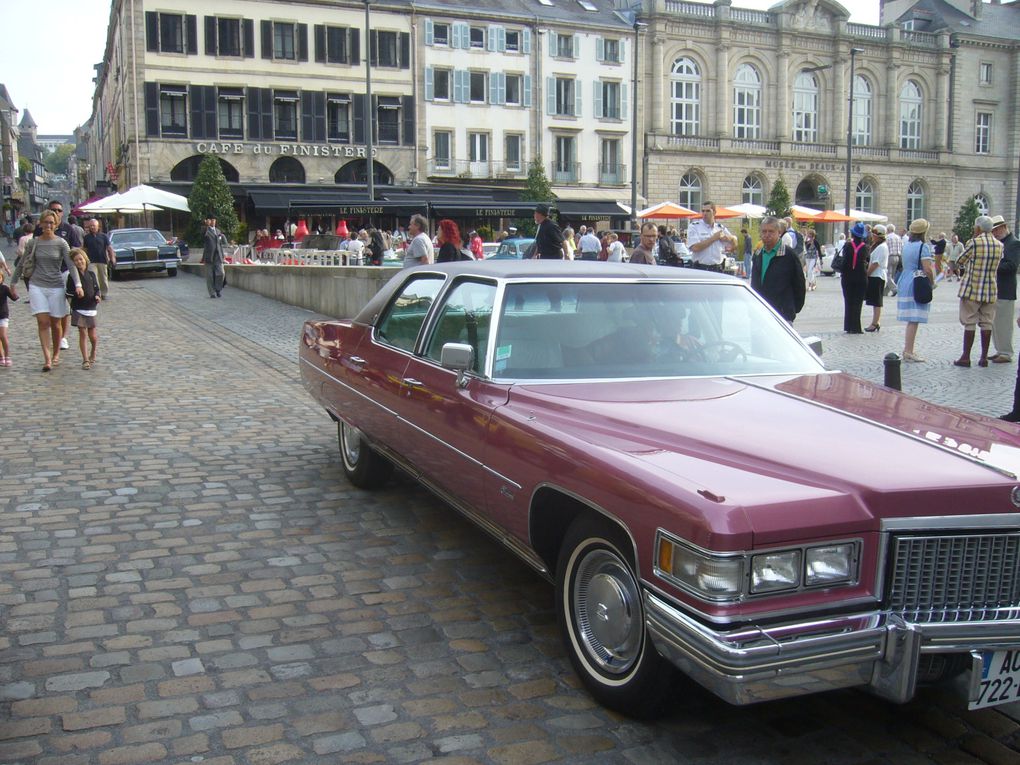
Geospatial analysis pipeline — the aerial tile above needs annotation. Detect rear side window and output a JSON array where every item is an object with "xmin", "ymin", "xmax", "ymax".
[{"xmin": 376, "ymin": 275, "xmax": 445, "ymax": 352}]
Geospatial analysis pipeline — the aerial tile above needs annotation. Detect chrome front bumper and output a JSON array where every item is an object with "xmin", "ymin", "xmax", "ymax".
[{"xmin": 645, "ymin": 591, "xmax": 1020, "ymax": 706}]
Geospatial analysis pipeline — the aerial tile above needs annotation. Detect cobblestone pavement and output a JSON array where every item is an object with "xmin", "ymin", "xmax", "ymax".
[{"xmin": 2, "ymin": 262, "xmax": 1020, "ymax": 765}]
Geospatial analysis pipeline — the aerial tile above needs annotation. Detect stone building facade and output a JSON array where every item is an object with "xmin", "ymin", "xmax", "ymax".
[{"xmin": 639, "ymin": 0, "xmax": 1019, "ymax": 231}]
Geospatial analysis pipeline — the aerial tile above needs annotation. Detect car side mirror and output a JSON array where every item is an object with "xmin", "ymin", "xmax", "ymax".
[{"xmin": 441, "ymin": 342, "xmax": 474, "ymax": 387}]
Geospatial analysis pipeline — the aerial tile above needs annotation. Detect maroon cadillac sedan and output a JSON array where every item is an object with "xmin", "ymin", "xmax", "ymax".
[{"xmin": 299, "ymin": 260, "xmax": 1020, "ymax": 717}]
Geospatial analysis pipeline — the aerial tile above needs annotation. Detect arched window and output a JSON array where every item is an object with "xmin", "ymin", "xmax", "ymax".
[
  {"xmin": 852, "ymin": 75, "xmax": 872, "ymax": 146},
  {"xmin": 742, "ymin": 175, "xmax": 764, "ymax": 206},
  {"xmin": 671, "ymin": 57, "xmax": 701, "ymax": 135},
  {"xmin": 899, "ymin": 80, "xmax": 922, "ymax": 149},
  {"xmin": 733, "ymin": 64, "xmax": 761, "ymax": 140},
  {"xmin": 906, "ymin": 180, "xmax": 926, "ymax": 223},
  {"xmin": 678, "ymin": 172, "xmax": 703, "ymax": 210},
  {"xmin": 169, "ymin": 156, "xmax": 239, "ymax": 183},
  {"xmin": 334, "ymin": 160, "xmax": 395, "ymax": 185},
  {"xmin": 269, "ymin": 157, "xmax": 305, "ymax": 183},
  {"xmin": 793, "ymin": 71, "xmax": 818, "ymax": 143},
  {"xmin": 855, "ymin": 179, "xmax": 875, "ymax": 213},
  {"xmin": 974, "ymin": 193, "xmax": 990, "ymax": 216}
]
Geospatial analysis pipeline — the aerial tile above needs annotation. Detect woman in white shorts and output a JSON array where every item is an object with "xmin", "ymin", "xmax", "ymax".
[{"xmin": 10, "ymin": 210, "xmax": 82, "ymax": 371}]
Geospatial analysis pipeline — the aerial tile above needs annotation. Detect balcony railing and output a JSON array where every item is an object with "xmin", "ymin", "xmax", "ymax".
[
  {"xmin": 664, "ymin": 0, "xmax": 715, "ymax": 17},
  {"xmin": 847, "ymin": 23, "xmax": 887, "ymax": 40},
  {"xmin": 791, "ymin": 142, "xmax": 838, "ymax": 155},
  {"xmin": 730, "ymin": 138, "xmax": 781, "ymax": 152},
  {"xmin": 598, "ymin": 164, "xmax": 627, "ymax": 185},
  {"xmin": 666, "ymin": 135, "xmax": 720, "ymax": 149},
  {"xmin": 427, "ymin": 159, "xmax": 527, "ymax": 179},
  {"xmin": 899, "ymin": 148, "xmax": 939, "ymax": 161},
  {"xmin": 551, "ymin": 161, "xmax": 580, "ymax": 184},
  {"xmin": 853, "ymin": 146, "xmax": 891, "ymax": 160},
  {"xmin": 730, "ymin": 8, "xmax": 772, "ymax": 24},
  {"xmin": 901, "ymin": 30, "xmax": 937, "ymax": 46}
]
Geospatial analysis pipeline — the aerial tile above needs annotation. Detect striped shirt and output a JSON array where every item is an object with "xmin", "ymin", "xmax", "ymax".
[{"xmin": 957, "ymin": 232, "xmax": 1002, "ymax": 304}]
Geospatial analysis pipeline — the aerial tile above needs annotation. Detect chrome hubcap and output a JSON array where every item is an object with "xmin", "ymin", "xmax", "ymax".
[
  {"xmin": 341, "ymin": 422, "xmax": 361, "ymax": 465},
  {"xmin": 573, "ymin": 548, "xmax": 641, "ymax": 674}
]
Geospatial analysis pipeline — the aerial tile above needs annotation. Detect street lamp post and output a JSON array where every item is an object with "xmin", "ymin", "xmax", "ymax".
[
  {"xmin": 844, "ymin": 47, "xmax": 864, "ymax": 237},
  {"xmin": 365, "ymin": 0, "xmax": 374, "ymax": 203},
  {"xmin": 629, "ymin": 18, "xmax": 646, "ymax": 238}
]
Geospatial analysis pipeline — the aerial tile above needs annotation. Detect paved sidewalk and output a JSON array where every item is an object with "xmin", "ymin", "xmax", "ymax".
[{"xmin": 1, "ymin": 268, "xmax": 1019, "ymax": 764}]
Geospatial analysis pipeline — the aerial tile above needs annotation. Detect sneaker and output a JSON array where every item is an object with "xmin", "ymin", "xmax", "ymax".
[{"xmin": 59, "ymin": 337, "xmax": 69, "ymax": 350}]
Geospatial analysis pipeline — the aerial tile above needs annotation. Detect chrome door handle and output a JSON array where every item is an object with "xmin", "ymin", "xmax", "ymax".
[
  {"xmin": 349, "ymin": 356, "xmax": 367, "ymax": 365},
  {"xmin": 402, "ymin": 378, "xmax": 423, "ymax": 387}
]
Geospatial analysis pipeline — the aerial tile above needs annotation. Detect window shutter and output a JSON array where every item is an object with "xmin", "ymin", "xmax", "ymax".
[
  {"xmin": 261, "ymin": 21, "xmax": 272, "ymax": 59},
  {"xmin": 574, "ymin": 80, "xmax": 582, "ymax": 117},
  {"xmin": 243, "ymin": 19, "xmax": 254, "ymax": 58},
  {"xmin": 402, "ymin": 95, "xmax": 415, "ymax": 146},
  {"xmin": 314, "ymin": 25, "xmax": 325, "ymax": 62},
  {"xmin": 297, "ymin": 24, "xmax": 308, "ymax": 61},
  {"xmin": 498, "ymin": 27, "xmax": 506, "ymax": 53},
  {"xmin": 572, "ymin": 35, "xmax": 579, "ymax": 59},
  {"xmin": 522, "ymin": 28, "xmax": 531, "ymax": 54},
  {"xmin": 205, "ymin": 17, "xmax": 217, "ymax": 55},
  {"xmin": 488, "ymin": 26, "xmax": 497, "ymax": 52},
  {"xmin": 618, "ymin": 38, "xmax": 625, "ymax": 62},
  {"xmin": 145, "ymin": 12, "xmax": 159, "ymax": 52},
  {"xmin": 547, "ymin": 77, "xmax": 555, "ymax": 115},
  {"xmin": 369, "ymin": 30, "xmax": 378, "ymax": 66},
  {"xmin": 371, "ymin": 95, "xmax": 378, "ymax": 142},
  {"xmin": 425, "ymin": 67, "xmax": 434, "ymax": 101},
  {"xmin": 452, "ymin": 70, "xmax": 462, "ymax": 104},
  {"xmin": 548, "ymin": 32, "xmax": 556, "ymax": 57},
  {"xmin": 260, "ymin": 88, "xmax": 273, "ymax": 139},
  {"xmin": 523, "ymin": 75, "xmax": 532, "ymax": 107},
  {"xmin": 204, "ymin": 85, "xmax": 218, "ymax": 137},
  {"xmin": 186, "ymin": 15, "xmax": 198, "ymax": 54},
  {"xmin": 424, "ymin": 19, "xmax": 433, "ymax": 46},
  {"xmin": 489, "ymin": 72, "xmax": 499, "ymax": 105},
  {"xmin": 596, "ymin": 37, "xmax": 604, "ymax": 63},
  {"xmin": 190, "ymin": 84, "xmax": 205, "ymax": 138},
  {"xmin": 621, "ymin": 83, "xmax": 628, "ymax": 120},
  {"xmin": 247, "ymin": 86, "xmax": 262, "ymax": 139},
  {"xmin": 454, "ymin": 23, "xmax": 467, "ymax": 49},
  {"xmin": 144, "ymin": 82, "xmax": 160, "ymax": 136},
  {"xmin": 353, "ymin": 94, "xmax": 366, "ymax": 143},
  {"xmin": 301, "ymin": 91, "xmax": 314, "ymax": 140},
  {"xmin": 349, "ymin": 29, "xmax": 360, "ymax": 64},
  {"xmin": 400, "ymin": 33, "xmax": 410, "ymax": 69},
  {"xmin": 593, "ymin": 81, "xmax": 603, "ymax": 119}
]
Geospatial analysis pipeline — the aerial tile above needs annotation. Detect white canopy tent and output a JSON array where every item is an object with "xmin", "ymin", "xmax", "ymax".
[
  {"xmin": 832, "ymin": 207, "xmax": 889, "ymax": 223},
  {"xmin": 115, "ymin": 184, "xmax": 190, "ymax": 212},
  {"xmin": 726, "ymin": 203, "xmax": 767, "ymax": 218}
]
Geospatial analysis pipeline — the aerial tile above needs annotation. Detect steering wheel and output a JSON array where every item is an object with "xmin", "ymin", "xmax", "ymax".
[{"xmin": 698, "ymin": 340, "xmax": 748, "ymax": 364}]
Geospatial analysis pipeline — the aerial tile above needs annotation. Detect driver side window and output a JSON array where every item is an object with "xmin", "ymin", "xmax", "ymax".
[{"xmin": 424, "ymin": 279, "xmax": 497, "ymax": 373}]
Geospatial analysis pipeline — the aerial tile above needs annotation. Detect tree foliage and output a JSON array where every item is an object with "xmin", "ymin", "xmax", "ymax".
[
  {"xmin": 516, "ymin": 156, "xmax": 554, "ymax": 236},
  {"xmin": 44, "ymin": 144, "xmax": 76, "ymax": 175},
  {"xmin": 765, "ymin": 176, "xmax": 792, "ymax": 219},
  {"xmin": 953, "ymin": 196, "xmax": 980, "ymax": 243},
  {"xmin": 187, "ymin": 156, "xmax": 238, "ymax": 244}
]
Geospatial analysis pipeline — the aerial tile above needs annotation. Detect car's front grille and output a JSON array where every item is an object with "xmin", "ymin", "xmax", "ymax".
[
  {"xmin": 135, "ymin": 248, "xmax": 157, "ymax": 262},
  {"xmin": 888, "ymin": 533, "xmax": 1020, "ymax": 622}
]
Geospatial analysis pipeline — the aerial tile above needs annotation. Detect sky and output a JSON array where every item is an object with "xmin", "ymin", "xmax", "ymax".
[{"xmin": 4, "ymin": 0, "xmax": 881, "ymax": 136}]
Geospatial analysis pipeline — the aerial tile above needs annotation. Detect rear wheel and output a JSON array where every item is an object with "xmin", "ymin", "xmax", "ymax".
[
  {"xmin": 337, "ymin": 420, "xmax": 393, "ymax": 489},
  {"xmin": 555, "ymin": 517, "xmax": 674, "ymax": 717}
]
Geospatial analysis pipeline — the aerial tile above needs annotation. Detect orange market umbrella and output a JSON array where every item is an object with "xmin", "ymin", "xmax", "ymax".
[
  {"xmin": 797, "ymin": 209, "xmax": 854, "ymax": 223},
  {"xmin": 637, "ymin": 201, "xmax": 698, "ymax": 219},
  {"xmin": 695, "ymin": 205, "xmax": 742, "ymax": 220}
]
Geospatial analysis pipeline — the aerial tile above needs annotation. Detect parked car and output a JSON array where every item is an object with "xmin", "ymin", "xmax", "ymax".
[
  {"xmin": 481, "ymin": 242, "xmax": 500, "ymax": 258},
  {"xmin": 489, "ymin": 237, "xmax": 536, "ymax": 259},
  {"xmin": 300, "ymin": 260, "xmax": 1020, "ymax": 717},
  {"xmin": 109, "ymin": 228, "xmax": 181, "ymax": 278}
]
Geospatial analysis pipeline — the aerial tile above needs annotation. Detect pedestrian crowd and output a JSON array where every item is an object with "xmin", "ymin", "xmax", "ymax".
[{"xmin": 2, "ymin": 199, "xmax": 116, "ymax": 372}]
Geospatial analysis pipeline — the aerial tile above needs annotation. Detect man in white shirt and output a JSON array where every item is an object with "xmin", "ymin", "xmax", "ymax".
[
  {"xmin": 687, "ymin": 201, "xmax": 737, "ymax": 271},
  {"xmin": 578, "ymin": 229, "xmax": 601, "ymax": 260},
  {"xmin": 403, "ymin": 214, "xmax": 434, "ymax": 268}
]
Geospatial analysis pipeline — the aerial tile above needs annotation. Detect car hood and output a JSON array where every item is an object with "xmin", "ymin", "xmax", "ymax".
[{"xmin": 507, "ymin": 372, "xmax": 1020, "ymax": 543}]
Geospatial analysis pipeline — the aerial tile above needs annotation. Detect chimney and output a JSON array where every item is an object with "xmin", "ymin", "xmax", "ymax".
[{"xmin": 971, "ymin": 0, "xmax": 983, "ymax": 17}]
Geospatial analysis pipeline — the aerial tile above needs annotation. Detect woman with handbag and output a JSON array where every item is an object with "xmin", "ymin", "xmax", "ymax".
[
  {"xmin": 896, "ymin": 218, "xmax": 937, "ymax": 362},
  {"xmin": 9, "ymin": 210, "xmax": 82, "ymax": 372},
  {"xmin": 840, "ymin": 222, "xmax": 870, "ymax": 334}
]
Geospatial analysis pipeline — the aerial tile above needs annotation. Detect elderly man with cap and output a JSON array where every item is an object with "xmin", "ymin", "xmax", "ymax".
[
  {"xmin": 532, "ymin": 203, "xmax": 567, "ymax": 260},
  {"xmin": 990, "ymin": 215, "xmax": 1020, "ymax": 363},
  {"xmin": 954, "ymin": 215, "xmax": 1003, "ymax": 367}
]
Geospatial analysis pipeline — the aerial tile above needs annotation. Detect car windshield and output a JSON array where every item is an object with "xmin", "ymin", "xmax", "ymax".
[
  {"xmin": 492, "ymin": 281, "xmax": 823, "ymax": 380},
  {"xmin": 111, "ymin": 230, "xmax": 167, "ymax": 246}
]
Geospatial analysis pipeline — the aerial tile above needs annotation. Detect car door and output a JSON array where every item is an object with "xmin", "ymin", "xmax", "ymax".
[
  {"xmin": 390, "ymin": 278, "xmax": 509, "ymax": 513},
  {"xmin": 349, "ymin": 274, "xmax": 446, "ymax": 452}
]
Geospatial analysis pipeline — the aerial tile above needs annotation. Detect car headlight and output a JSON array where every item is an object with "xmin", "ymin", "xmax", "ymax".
[
  {"xmin": 657, "ymin": 537, "xmax": 743, "ymax": 601},
  {"xmin": 805, "ymin": 544, "xmax": 856, "ymax": 587},
  {"xmin": 750, "ymin": 551, "xmax": 801, "ymax": 594}
]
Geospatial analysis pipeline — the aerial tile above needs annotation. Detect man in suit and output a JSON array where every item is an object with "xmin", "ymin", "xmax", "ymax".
[
  {"xmin": 751, "ymin": 216, "xmax": 806, "ymax": 323},
  {"xmin": 201, "ymin": 216, "xmax": 227, "ymax": 298},
  {"xmin": 532, "ymin": 203, "xmax": 567, "ymax": 260}
]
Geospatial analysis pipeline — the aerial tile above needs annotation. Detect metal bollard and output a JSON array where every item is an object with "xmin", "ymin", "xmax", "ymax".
[{"xmin": 884, "ymin": 352, "xmax": 902, "ymax": 391}]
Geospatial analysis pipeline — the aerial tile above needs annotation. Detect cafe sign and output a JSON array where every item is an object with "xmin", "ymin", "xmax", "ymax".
[{"xmin": 194, "ymin": 142, "xmax": 379, "ymax": 158}]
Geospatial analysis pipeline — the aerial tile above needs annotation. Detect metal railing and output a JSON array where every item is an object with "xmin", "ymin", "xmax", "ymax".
[
  {"xmin": 598, "ymin": 164, "xmax": 627, "ymax": 185},
  {"xmin": 426, "ymin": 159, "xmax": 527, "ymax": 179},
  {"xmin": 551, "ymin": 161, "xmax": 581, "ymax": 183}
]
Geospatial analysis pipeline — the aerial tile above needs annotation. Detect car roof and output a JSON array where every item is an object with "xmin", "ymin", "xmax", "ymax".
[
  {"xmin": 111, "ymin": 228, "xmax": 161, "ymax": 234},
  {"xmin": 354, "ymin": 261, "xmax": 737, "ymax": 323}
]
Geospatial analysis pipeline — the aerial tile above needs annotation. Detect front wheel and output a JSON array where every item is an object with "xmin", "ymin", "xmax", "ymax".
[
  {"xmin": 167, "ymin": 268, "xmax": 178, "ymax": 277},
  {"xmin": 337, "ymin": 420, "xmax": 393, "ymax": 489},
  {"xmin": 555, "ymin": 517, "xmax": 674, "ymax": 717}
]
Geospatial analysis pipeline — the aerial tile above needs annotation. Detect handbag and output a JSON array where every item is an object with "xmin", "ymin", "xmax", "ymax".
[
  {"xmin": 18, "ymin": 238, "xmax": 37, "ymax": 280},
  {"xmin": 830, "ymin": 249, "xmax": 845, "ymax": 273},
  {"xmin": 913, "ymin": 244, "xmax": 933, "ymax": 304}
]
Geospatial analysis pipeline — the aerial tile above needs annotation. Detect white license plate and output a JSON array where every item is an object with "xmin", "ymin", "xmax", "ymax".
[{"xmin": 970, "ymin": 650, "xmax": 1020, "ymax": 710}]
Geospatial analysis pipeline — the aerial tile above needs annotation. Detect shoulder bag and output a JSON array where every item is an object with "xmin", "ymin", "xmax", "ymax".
[
  {"xmin": 830, "ymin": 245, "xmax": 846, "ymax": 273},
  {"xmin": 913, "ymin": 244, "xmax": 933, "ymax": 304},
  {"xmin": 18, "ymin": 237, "xmax": 37, "ymax": 280}
]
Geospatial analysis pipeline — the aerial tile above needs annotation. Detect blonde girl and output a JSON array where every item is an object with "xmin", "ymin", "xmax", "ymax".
[
  {"xmin": 0, "ymin": 269, "xmax": 18, "ymax": 366},
  {"xmin": 66, "ymin": 248, "xmax": 101, "ymax": 369}
]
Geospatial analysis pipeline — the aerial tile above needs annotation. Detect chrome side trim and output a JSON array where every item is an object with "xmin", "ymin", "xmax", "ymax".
[{"xmin": 738, "ymin": 376, "xmax": 1018, "ymax": 480}]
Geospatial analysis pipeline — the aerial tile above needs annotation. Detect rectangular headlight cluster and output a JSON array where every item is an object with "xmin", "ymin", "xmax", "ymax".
[{"xmin": 656, "ymin": 535, "xmax": 858, "ymax": 601}]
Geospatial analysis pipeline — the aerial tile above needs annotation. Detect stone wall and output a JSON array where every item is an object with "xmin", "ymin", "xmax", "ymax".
[{"xmin": 181, "ymin": 263, "xmax": 397, "ymax": 318}]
